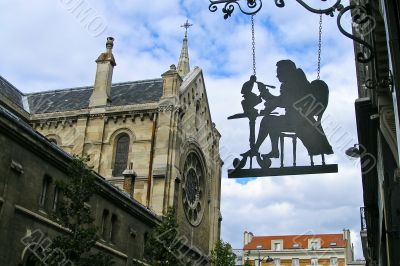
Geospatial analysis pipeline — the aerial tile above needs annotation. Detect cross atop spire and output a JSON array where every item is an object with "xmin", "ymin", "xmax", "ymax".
[
  {"xmin": 181, "ymin": 20, "xmax": 193, "ymax": 38},
  {"xmin": 177, "ymin": 19, "xmax": 192, "ymax": 77}
]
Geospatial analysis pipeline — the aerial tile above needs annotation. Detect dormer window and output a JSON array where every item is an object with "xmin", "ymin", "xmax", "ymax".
[
  {"xmin": 309, "ymin": 240, "xmax": 320, "ymax": 250},
  {"xmin": 271, "ymin": 240, "xmax": 283, "ymax": 251},
  {"xmin": 292, "ymin": 243, "xmax": 300, "ymax": 248},
  {"xmin": 256, "ymin": 245, "xmax": 262, "ymax": 249},
  {"xmin": 330, "ymin": 242, "xmax": 337, "ymax": 247}
]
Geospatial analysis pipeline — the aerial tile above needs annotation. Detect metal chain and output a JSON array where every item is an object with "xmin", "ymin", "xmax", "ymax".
[
  {"xmin": 317, "ymin": 13, "xmax": 323, "ymax": 80},
  {"xmin": 251, "ymin": 15, "xmax": 256, "ymax": 76}
]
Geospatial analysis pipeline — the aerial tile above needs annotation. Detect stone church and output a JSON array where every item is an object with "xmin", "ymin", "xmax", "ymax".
[{"xmin": 0, "ymin": 29, "xmax": 222, "ymax": 264}]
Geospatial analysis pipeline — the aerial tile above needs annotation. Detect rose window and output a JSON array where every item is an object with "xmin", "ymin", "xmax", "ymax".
[{"xmin": 182, "ymin": 152, "xmax": 205, "ymax": 226}]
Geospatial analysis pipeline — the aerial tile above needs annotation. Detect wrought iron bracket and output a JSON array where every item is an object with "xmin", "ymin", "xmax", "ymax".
[
  {"xmin": 209, "ymin": 0, "xmax": 375, "ymax": 63},
  {"xmin": 364, "ymin": 71, "xmax": 394, "ymax": 91},
  {"xmin": 209, "ymin": 0, "xmax": 263, "ymax": 19}
]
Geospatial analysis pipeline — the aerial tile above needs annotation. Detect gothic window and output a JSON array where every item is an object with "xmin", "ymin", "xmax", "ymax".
[
  {"xmin": 101, "ymin": 209, "xmax": 109, "ymax": 239},
  {"xmin": 110, "ymin": 214, "xmax": 118, "ymax": 243},
  {"xmin": 195, "ymin": 101, "xmax": 201, "ymax": 130},
  {"xmin": 113, "ymin": 133, "xmax": 130, "ymax": 177},
  {"xmin": 52, "ymin": 186, "xmax": 59, "ymax": 212},
  {"xmin": 39, "ymin": 175, "xmax": 52, "ymax": 209}
]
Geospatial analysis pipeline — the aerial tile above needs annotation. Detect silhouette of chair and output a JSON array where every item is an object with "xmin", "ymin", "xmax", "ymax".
[
  {"xmin": 279, "ymin": 132, "xmax": 325, "ymax": 167},
  {"xmin": 279, "ymin": 132, "xmax": 298, "ymax": 167},
  {"xmin": 279, "ymin": 80, "xmax": 329, "ymax": 167}
]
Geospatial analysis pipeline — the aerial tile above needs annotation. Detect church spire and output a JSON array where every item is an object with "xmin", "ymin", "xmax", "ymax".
[{"xmin": 177, "ymin": 20, "xmax": 192, "ymax": 77}]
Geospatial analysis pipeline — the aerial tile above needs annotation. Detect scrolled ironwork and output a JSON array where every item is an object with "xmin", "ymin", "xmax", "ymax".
[
  {"xmin": 274, "ymin": 0, "xmax": 284, "ymax": 8},
  {"xmin": 209, "ymin": 0, "xmax": 263, "ymax": 19},
  {"xmin": 209, "ymin": 0, "xmax": 375, "ymax": 63},
  {"xmin": 275, "ymin": 0, "xmax": 343, "ymax": 16},
  {"xmin": 337, "ymin": 4, "xmax": 374, "ymax": 63}
]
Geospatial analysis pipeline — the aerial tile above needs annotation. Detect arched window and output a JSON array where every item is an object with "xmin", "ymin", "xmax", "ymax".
[{"xmin": 113, "ymin": 133, "xmax": 130, "ymax": 177}]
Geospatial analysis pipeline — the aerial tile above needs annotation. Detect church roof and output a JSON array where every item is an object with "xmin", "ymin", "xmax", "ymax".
[
  {"xmin": 26, "ymin": 79, "xmax": 163, "ymax": 114},
  {"xmin": 0, "ymin": 76, "xmax": 164, "ymax": 115},
  {"xmin": 0, "ymin": 75, "xmax": 25, "ymax": 109}
]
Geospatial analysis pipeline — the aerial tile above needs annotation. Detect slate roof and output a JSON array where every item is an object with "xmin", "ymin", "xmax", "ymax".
[
  {"xmin": 0, "ymin": 76, "xmax": 24, "ymax": 109},
  {"xmin": 26, "ymin": 79, "xmax": 163, "ymax": 114},
  {"xmin": 244, "ymin": 233, "xmax": 347, "ymax": 250}
]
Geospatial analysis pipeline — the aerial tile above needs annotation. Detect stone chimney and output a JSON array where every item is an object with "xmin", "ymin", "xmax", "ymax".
[
  {"xmin": 343, "ymin": 228, "xmax": 351, "ymax": 240},
  {"xmin": 161, "ymin": 64, "xmax": 182, "ymax": 98},
  {"xmin": 89, "ymin": 37, "xmax": 116, "ymax": 107},
  {"xmin": 343, "ymin": 229, "xmax": 354, "ymax": 262},
  {"xmin": 244, "ymin": 231, "xmax": 254, "ymax": 246},
  {"xmin": 123, "ymin": 161, "xmax": 136, "ymax": 197}
]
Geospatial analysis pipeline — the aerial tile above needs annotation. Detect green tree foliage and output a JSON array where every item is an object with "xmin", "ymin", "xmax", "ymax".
[
  {"xmin": 210, "ymin": 239, "xmax": 236, "ymax": 266},
  {"xmin": 144, "ymin": 207, "xmax": 185, "ymax": 266},
  {"xmin": 45, "ymin": 156, "xmax": 114, "ymax": 266}
]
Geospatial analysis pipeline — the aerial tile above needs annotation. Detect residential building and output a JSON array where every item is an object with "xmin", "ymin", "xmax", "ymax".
[
  {"xmin": 234, "ymin": 249, "xmax": 244, "ymax": 266},
  {"xmin": 242, "ymin": 230, "xmax": 360, "ymax": 266}
]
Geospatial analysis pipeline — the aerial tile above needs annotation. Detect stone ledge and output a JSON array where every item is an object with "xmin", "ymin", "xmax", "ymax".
[{"xmin": 15, "ymin": 205, "xmax": 128, "ymax": 259}]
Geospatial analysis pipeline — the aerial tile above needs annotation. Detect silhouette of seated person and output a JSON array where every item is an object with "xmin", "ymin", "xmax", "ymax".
[
  {"xmin": 241, "ymin": 75, "xmax": 262, "ymax": 118},
  {"xmin": 244, "ymin": 60, "xmax": 333, "ymax": 159}
]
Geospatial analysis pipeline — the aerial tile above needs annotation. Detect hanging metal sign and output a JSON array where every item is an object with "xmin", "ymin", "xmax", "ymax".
[
  {"xmin": 228, "ymin": 60, "xmax": 338, "ymax": 178},
  {"xmin": 208, "ymin": 1, "xmax": 344, "ymax": 177}
]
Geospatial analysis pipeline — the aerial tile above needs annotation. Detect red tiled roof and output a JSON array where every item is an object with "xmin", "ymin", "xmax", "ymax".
[{"xmin": 243, "ymin": 233, "xmax": 347, "ymax": 250}]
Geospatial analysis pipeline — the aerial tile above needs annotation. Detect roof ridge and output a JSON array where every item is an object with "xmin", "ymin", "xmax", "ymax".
[
  {"xmin": 253, "ymin": 233, "xmax": 343, "ymax": 238},
  {"xmin": 25, "ymin": 85, "xmax": 93, "ymax": 95},
  {"xmin": 0, "ymin": 75, "xmax": 26, "ymax": 96},
  {"xmin": 111, "ymin": 78, "xmax": 163, "ymax": 87},
  {"xmin": 25, "ymin": 78, "xmax": 163, "ymax": 95}
]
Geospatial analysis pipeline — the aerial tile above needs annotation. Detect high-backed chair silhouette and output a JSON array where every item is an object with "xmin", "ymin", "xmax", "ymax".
[{"xmin": 279, "ymin": 80, "xmax": 329, "ymax": 167}]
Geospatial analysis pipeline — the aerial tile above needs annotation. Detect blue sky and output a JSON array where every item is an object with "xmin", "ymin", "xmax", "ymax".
[{"xmin": 0, "ymin": 0, "xmax": 364, "ymax": 259}]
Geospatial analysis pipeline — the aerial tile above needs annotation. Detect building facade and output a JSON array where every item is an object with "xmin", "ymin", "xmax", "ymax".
[
  {"xmin": 241, "ymin": 230, "xmax": 358, "ymax": 266},
  {"xmin": 0, "ymin": 31, "xmax": 221, "ymax": 264},
  {"xmin": 0, "ymin": 104, "xmax": 161, "ymax": 265},
  {"xmin": 351, "ymin": 0, "xmax": 400, "ymax": 265}
]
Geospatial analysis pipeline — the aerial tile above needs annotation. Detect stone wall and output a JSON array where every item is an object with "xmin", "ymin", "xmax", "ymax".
[{"xmin": 0, "ymin": 106, "xmax": 159, "ymax": 266}]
